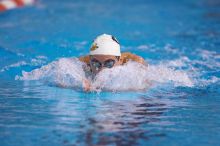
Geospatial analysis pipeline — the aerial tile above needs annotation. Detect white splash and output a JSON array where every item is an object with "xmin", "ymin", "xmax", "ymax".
[
  {"xmin": 146, "ymin": 64, "xmax": 194, "ymax": 87},
  {"xmin": 16, "ymin": 57, "xmax": 194, "ymax": 91},
  {"xmin": 91, "ymin": 62, "xmax": 151, "ymax": 91},
  {"xmin": 16, "ymin": 58, "xmax": 86, "ymax": 89}
]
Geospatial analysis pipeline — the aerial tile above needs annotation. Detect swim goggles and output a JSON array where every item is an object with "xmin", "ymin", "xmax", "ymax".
[{"xmin": 90, "ymin": 59, "xmax": 116, "ymax": 70}]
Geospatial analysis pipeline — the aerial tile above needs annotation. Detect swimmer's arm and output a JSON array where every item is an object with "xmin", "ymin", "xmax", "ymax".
[
  {"xmin": 121, "ymin": 52, "xmax": 147, "ymax": 66},
  {"xmin": 82, "ymin": 79, "xmax": 91, "ymax": 92}
]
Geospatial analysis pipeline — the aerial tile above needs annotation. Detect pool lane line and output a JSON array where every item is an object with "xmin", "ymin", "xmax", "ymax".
[{"xmin": 0, "ymin": 0, "xmax": 35, "ymax": 12}]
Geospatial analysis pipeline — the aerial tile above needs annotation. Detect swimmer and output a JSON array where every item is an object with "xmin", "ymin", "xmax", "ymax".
[{"xmin": 79, "ymin": 34, "xmax": 147, "ymax": 91}]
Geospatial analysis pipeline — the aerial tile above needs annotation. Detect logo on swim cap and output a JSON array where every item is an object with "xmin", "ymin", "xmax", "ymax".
[
  {"xmin": 90, "ymin": 43, "xmax": 98, "ymax": 51},
  {"xmin": 90, "ymin": 34, "xmax": 121, "ymax": 56}
]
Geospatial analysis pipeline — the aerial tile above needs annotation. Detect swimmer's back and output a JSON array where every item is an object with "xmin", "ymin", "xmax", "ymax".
[{"xmin": 79, "ymin": 52, "xmax": 146, "ymax": 65}]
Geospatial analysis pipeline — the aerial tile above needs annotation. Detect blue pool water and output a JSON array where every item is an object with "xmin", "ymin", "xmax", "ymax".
[{"xmin": 0, "ymin": 0, "xmax": 220, "ymax": 145}]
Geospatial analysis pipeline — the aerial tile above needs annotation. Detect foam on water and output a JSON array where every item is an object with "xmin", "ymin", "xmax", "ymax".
[
  {"xmin": 16, "ymin": 57, "xmax": 195, "ymax": 92},
  {"xmin": 0, "ymin": 56, "xmax": 48, "ymax": 72},
  {"xmin": 91, "ymin": 62, "xmax": 151, "ymax": 91},
  {"xmin": 16, "ymin": 58, "xmax": 86, "ymax": 89}
]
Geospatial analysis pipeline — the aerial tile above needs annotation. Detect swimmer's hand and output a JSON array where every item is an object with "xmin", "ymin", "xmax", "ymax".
[{"xmin": 82, "ymin": 79, "xmax": 91, "ymax": 92}]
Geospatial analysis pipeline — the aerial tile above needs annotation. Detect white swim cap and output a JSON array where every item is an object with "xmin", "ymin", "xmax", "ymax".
[{"xmin": 90, "ymin": 34, "xmax": 121, "ymax": 56}]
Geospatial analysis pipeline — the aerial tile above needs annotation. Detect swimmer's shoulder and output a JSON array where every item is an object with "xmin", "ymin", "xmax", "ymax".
[
  {"xmin": 79, "ymin": 55, "xmax": 90, "ymax": 64},
  {"xmin": 121, "ymin": 52, "xmax": 147, "ymax": 65}
]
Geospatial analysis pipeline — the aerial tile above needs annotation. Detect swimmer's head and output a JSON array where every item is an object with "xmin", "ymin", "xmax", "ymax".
[
  {"xmin": 90, "ymin": 34, "xmax": 121, "ymax": 56},
  {"xmin": 89, "ymin": 34, "xmax": 121, "ymax": 74}
]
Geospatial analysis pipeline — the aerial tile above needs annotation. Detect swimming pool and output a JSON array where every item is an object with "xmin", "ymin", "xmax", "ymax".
[{"xmin": 0, "ymin": 0, "xmax": 220, "ymax": 145}]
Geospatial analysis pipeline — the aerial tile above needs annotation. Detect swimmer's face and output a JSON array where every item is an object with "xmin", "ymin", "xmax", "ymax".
[{"xmin": 89, "ymin": 55, "xmax": 121, "ymax": 74}]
